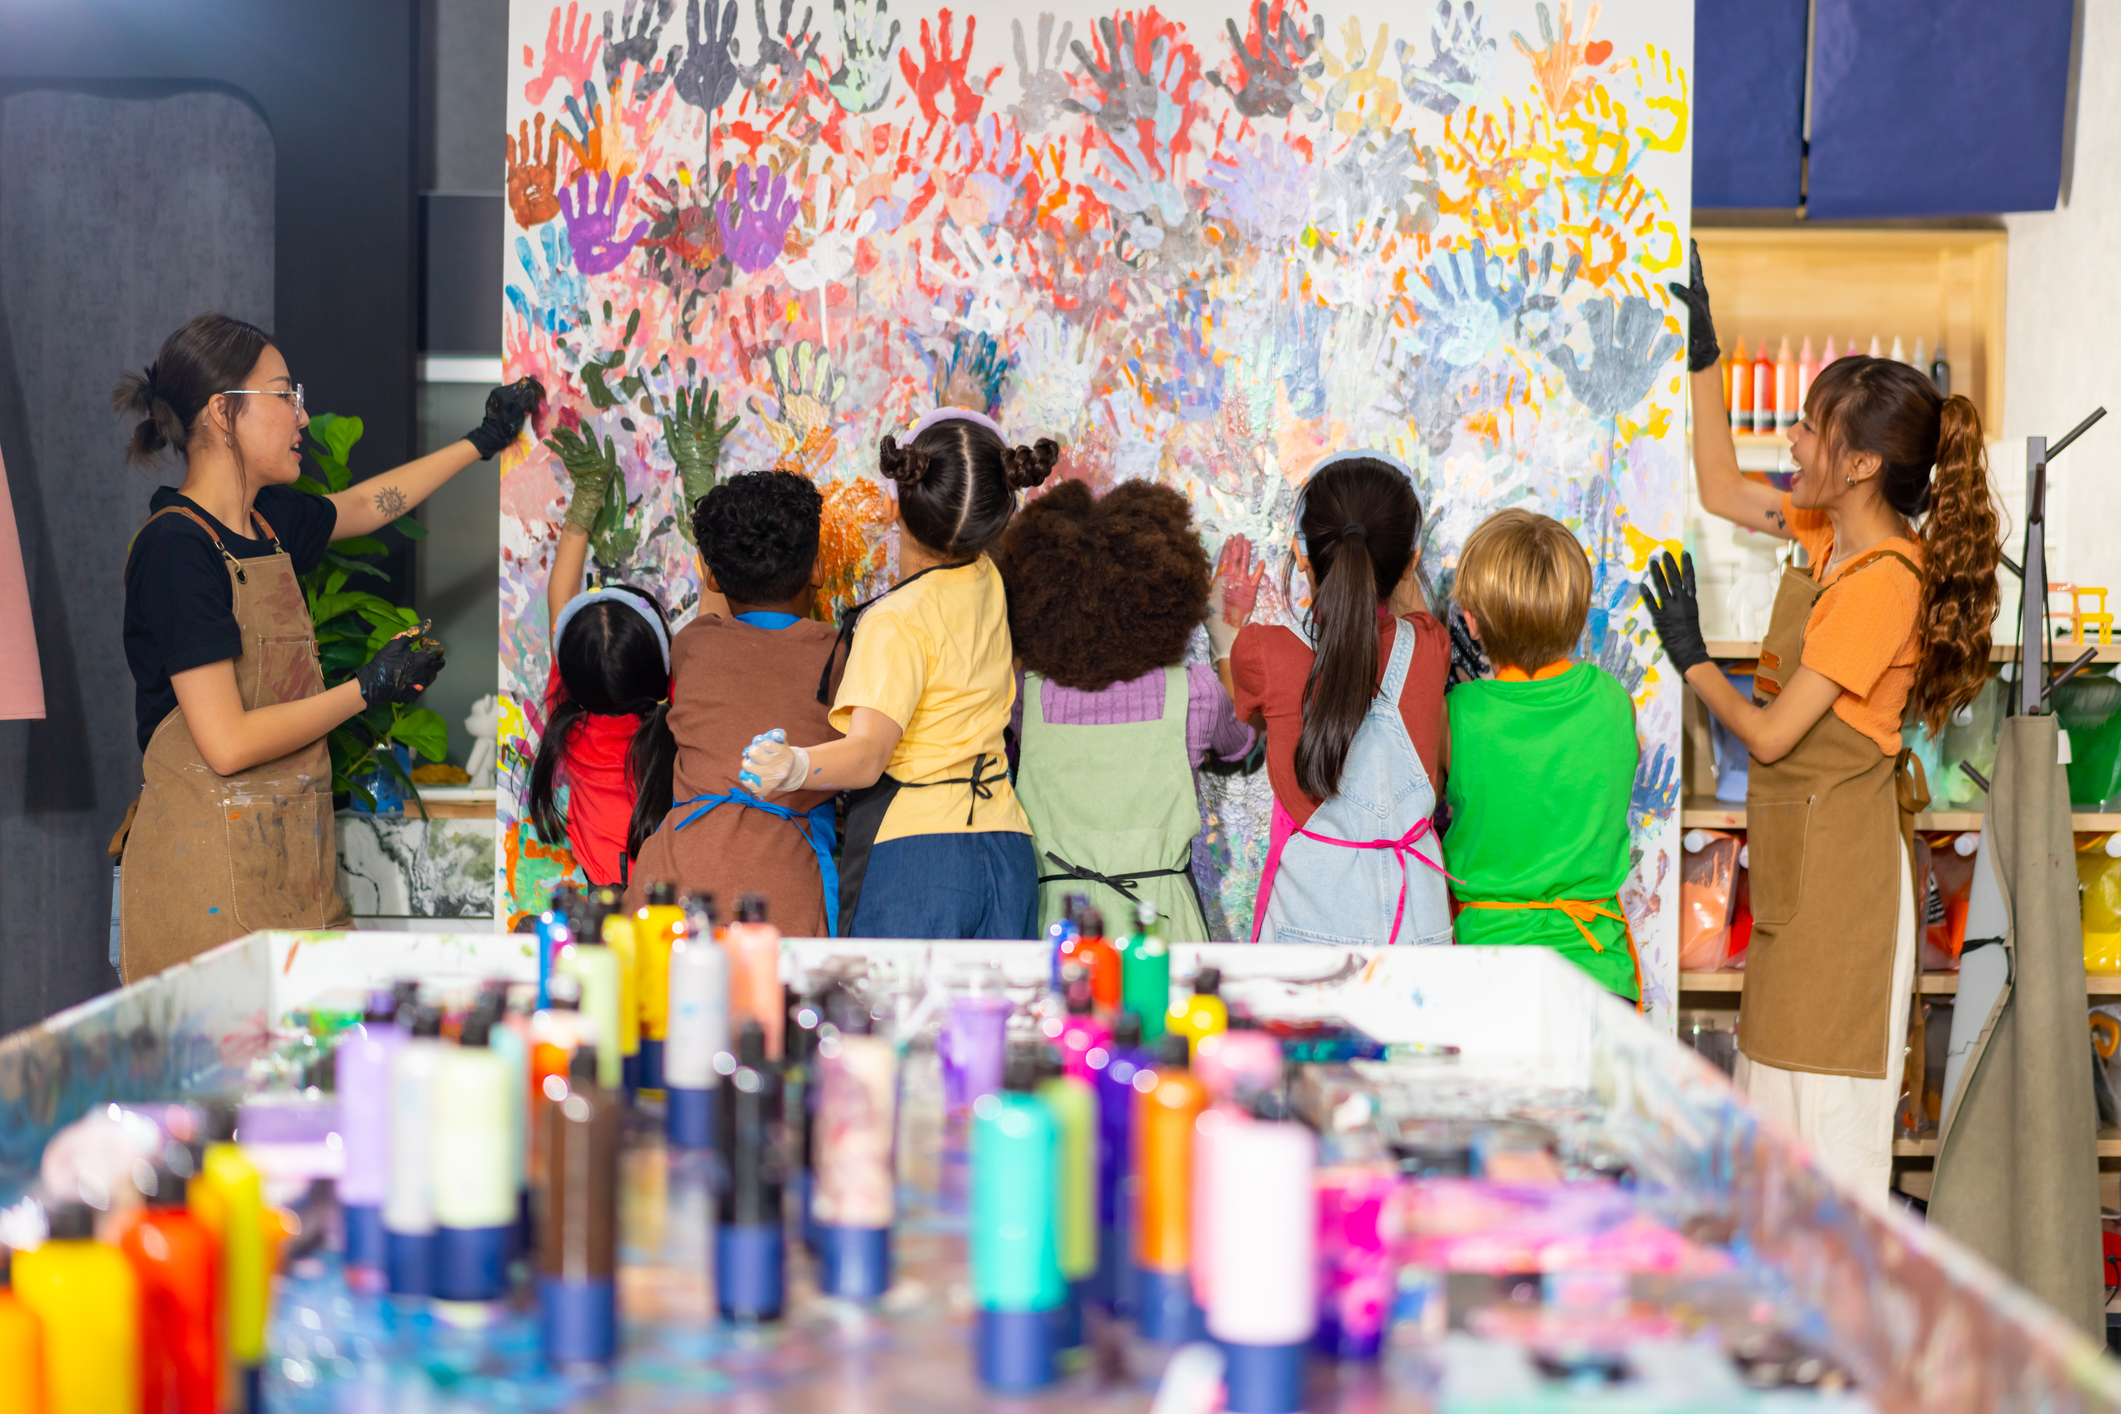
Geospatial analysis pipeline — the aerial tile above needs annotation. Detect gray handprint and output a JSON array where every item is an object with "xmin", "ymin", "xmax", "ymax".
[
  {"xmin": 1316, "ymin": 134, "xmax": 1421, "ymax": 234},
  {"xmin": 1207, "ymin": 0, "xmax": 1326, "ymax": 120},
  {"xmin": 1397, "ymin": 0, "xmax": 1495, "ymax": 116},
  {"xmin": 749, "ymin": 0, "xmax": 821, "ymax": 84},
  {"xmin": 1010, "ymin": 14, "xmax": 1075, "ymax": 133},
  {"xmin": 1549, "ymin": 294, "xmax": 1683, "ymax": 419},
  {"xmin": 807, "ymin": 0, "xmax": 899, "ymax": 112},
  {"xmin": 605, "ymin": 0, "xmax": 678, "ymax": 94},
  {"xmin": 1413, "ymin": 241, "xmax": 1513, "ymax": 369},
  {"xmin": 1067, "ymin": 15, "xmax": 1172, "ymax": 143},
  {"xmin": 672, "ymin": 0, "xmax": 744, "ymax": 114},
  {"xmin": 1510, "ymin": 240, "xmax": 1582, "ymax": 352}
]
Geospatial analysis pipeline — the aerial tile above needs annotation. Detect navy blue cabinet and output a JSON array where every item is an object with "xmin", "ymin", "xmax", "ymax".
[{"xmin": 1692, "ymin": 0, "xmax": 1809, "ymax": 209}]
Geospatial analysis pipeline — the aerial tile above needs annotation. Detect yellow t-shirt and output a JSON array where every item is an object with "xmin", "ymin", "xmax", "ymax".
[{"xmin": 829, "ymin": 556, "xmax": 1030, "ymax": 844}]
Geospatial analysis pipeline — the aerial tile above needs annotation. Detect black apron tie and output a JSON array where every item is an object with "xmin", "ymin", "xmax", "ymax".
[
  {"xmin": 900, "ymin": 751, "xmax": 1003, "ymax": 827},
  {"xmin": 1038, "ymin": 847, "xmax": 1195, "ymax": 904}
]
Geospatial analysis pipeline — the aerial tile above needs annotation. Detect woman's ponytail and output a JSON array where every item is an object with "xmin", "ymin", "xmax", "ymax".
[
  {"xmin": 1291, "ymin": 458, "xmax": 1423, "ymax": 801},
  {"xmin": 626, "ymin": 702, "xmax": 677, "ymax": 859},
  {"xmin": 1911, "ymin": 393, "xmax": 2000, "ymax": 733}
]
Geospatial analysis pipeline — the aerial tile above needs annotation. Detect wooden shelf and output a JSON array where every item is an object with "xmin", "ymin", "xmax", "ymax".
[
  {"xmin": 1894, "ymin": 1132, "xmax": 2121, "ymax": 1159},
  {"xmin": 1678, "ymin": 798, "xmax": 2121, "ymax": 831},
  {"xmin": 1682, "ymin": 970, "xmax": 2121, "ymax": 995},
  {"xmin": 1704, "ymin": 640, "xmax": 2121, "ymax": 664}
]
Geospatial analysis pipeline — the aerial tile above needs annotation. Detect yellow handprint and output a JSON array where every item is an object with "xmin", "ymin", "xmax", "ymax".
[
  {"xmin": 751, "ymin": 341, "xmax": 848, "ymax": 475},
  {"xmin": 1305, "ymin": 20, "xmax": 1403, "ymax": 138}
]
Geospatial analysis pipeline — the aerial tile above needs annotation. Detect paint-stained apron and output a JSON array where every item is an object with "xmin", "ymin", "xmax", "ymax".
[
  {"xmin": 1739, "ymin": 547, "xmax": 1927, "ymax": 1077},
  {"xmin": 1016, "ymin": 666, "xmax": 1210, "ymax": 941},
  {"xmin": 117, "ymin": 506, "xmax": 347, "ymax": 980}
]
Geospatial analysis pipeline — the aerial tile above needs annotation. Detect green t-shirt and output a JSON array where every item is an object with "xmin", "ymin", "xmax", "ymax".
[{"xmin": 1444, "ymin": 663, "xmax": 1640, "ymax": 1000}]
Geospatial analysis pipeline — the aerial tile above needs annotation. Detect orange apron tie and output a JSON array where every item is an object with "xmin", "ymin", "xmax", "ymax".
[{"xmin": 1460, "ymin": 897, "xmax": 1645, "ymax": 1012}]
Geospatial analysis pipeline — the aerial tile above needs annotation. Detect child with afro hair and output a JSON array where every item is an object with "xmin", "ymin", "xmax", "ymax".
[{"xmin": 996, "ymin": 480, "xmax": 1254, "ymax": 940}]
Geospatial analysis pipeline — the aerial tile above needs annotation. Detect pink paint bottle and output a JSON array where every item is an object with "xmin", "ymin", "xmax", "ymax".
[
  {"xmin": 1055, "ymin": 965, "xmax": 1111, "ymax": 1085},
  {"xmin": 1193, "ymin": 1028, "xmax": 1283, "ymax": 1105},
  {"xmin": 1314, "ymin": 1163, "xmax": 1399, "ymax": 1360}
]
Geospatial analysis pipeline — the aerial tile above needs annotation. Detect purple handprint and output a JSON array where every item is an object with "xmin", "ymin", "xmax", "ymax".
[
  {"xmin": 717, "ymin": 162, "xmax": 800, "ymax": 273},
  {"xmin": 558, "ymin": 170, "xmax": 650, "ymax": 274}
]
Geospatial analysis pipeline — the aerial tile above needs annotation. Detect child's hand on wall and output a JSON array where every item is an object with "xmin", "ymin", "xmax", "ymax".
[
  {"xmin": 544, "ymin": 424, "xmax": 621, "ymax": 532},
  {"xmin": 1208, "ymin": 533, "xmax": 1265, "ymax": 662}
]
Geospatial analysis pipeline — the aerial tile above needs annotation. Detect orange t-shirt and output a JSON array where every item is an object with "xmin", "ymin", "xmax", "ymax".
[{"xmin": 1781, "ymin": 493, "xmax": 1924, "ymax": 754}]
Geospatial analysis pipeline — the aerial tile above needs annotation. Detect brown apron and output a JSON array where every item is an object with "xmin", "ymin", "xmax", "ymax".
[
  {"xmin": 117, "ymin": 506, "xmax": 348, "ymax": 980},
  {"xmin": 1739, "ymin": 547, "xmax": 1928, "ymax": 1077}
]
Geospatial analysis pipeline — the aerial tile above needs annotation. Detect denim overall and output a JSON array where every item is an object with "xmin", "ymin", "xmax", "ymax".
[{"xmin": 1253, "ymin": 620, "xmax": 1452, "ymax": 946}]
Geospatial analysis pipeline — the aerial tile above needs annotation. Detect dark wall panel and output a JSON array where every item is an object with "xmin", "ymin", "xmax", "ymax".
[
  {"xmin": 1693, "ymin": 0, "xmax": 1809, "ymax": 209},
  {"xmin": 1809, "ymin": 0, "xmax": 2073, "ymax": 217}
]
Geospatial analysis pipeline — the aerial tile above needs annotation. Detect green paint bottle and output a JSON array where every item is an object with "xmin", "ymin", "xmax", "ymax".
[{"xmin": 1120, "ymin": 900, "xmax": 1171, "ymax": 1040}]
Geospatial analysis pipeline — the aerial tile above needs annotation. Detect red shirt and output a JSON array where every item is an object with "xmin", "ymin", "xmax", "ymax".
[
  {"xmin": 545, "ymin": 661, "xmax": 645, "ymax": 886},
  {"xmin": 1230, "ymin": 611, "xmax": 1449, "ymax": 829}
]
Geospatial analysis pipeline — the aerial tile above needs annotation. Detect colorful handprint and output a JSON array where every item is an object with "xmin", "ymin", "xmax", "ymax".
[
  {"xmin": 558, "ymin": 170, "xmax": 651, "ymax": 274},
  {"xmin": 717, "ymin": 162, "xmax": 802, "ymax": 273}
]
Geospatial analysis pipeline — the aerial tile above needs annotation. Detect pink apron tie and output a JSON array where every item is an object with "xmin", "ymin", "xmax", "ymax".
[{"xmin": 1250, "ymin": 797, "xmax": 1455, "ymax": 946}]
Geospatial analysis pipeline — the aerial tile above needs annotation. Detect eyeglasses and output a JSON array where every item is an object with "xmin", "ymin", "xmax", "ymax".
[{"xmin": 220, "ymin": 384, "xmax": 305, "ymax": 415}]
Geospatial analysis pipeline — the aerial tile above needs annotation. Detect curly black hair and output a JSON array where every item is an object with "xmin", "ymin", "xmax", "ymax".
[
  {"xmin": 995, "ymin": 479, "xmax": 1210, "ymax": 691},
  {"xmin": 692, "ymin": 470, "xmax": 822, "ymax": 604}
]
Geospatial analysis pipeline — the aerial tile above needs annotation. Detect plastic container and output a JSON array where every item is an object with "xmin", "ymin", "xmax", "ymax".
[
  {"xmin": 432, "ymin": 1014, "xmax": 517, "ymax": 1300},
  {"xmin": 2059, "ymin": 670, "xmax": 2121, "ymax": 809},
  {"xmin": 1204, "ymin": 1114, "xmax": 1318, "ymax": 1413},
  {"xmin": 723, "ymin": 895, "xmax": 784, "ymax": 1060},
  {"xmin": 555, "ymin": 940, "xmax": 623, "ymax": 1090},
  {"xmin": 970, "ymin": 1060, "xmax": 1063, "ymax": 1391},
  {"xmin": 1679, "ymin": 829, "xmax": 1741, "ymax": 972},
  {"xmin": 633, "ymin": 884, "xmax": 686, "ymax": 1091},
  {"xmin": 1136, "ymin": 1033, "xmax": 1208, "ymax": 1343},
  {"xmin": 2081, "ymin": 836, "xmax": 2121, "ymax": 976},
  {"xmin": 1938, "ymin": 676, "xmax": 2004, "ymax": 807},
  {"xmin": 1118, "ymin": 901, "xmax": 1172, "ymax": 1039},
  {"xmin": 942, "ymin": 993, "xmax": 1011, "ymax": 1117},
  {"xmin": 15, "ymin": 1202, "xmax": 138, "ymax": 1414},
  {"xmin": 813, "ymin": 1030, "xmax": 898, "ymax": 1301},
  {"xmin": 1171, "ymin": 968, "xmax": 1229, "ymax": 1056},
  {"xmin": 1033, "ymin": 1052, "xmax": 1097, "ymax": 1339},
  {"xmin": 664, "ymin": 904, "xmax": 729, "ymax": 1150},
  {"xmin": 0, "ymin": 1251, "xmax": 42, "ymax": 1414},
  {"xmin": 192, "ymin": 1104, "xmax": 267, "ymax": 1376},
  {"xmin": 383, "ymin": 1004, "xmax": 444, "ymax": 1294},
  {"xmin": 333, "ymin": 992, "xmax": 404, "ymax": 1271},
  {"xmin": 1708, "ymin": 672, "xmax": 1753, "ymax": 802},
  {"xmin": 1093, "ymin": 1013, "xmax": 1147, "ymax": 1315},
  {"xmin": 540, "ymin": 1046, "xmax": 619, "ymax": 1366},
  {"xmin": 717, "ymin": 1022, "xmax": 784, "ymax": 1321},
  {"xmin": 121, "ymin": 1166, "xmax": 218, "ymax": 1414}
]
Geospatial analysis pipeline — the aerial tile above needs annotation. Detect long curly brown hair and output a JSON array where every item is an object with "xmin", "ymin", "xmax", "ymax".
[
  {"xmin": 995, "ymin": 479, "xmax": 1210, "ymax": 690},
  {"xmin": 1807, "ymin": 356, "xmax": 2000, "ymax": 734}
]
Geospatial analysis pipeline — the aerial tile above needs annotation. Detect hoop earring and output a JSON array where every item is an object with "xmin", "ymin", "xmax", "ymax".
[{"xmin": 1845, "ymin": 474, "xmax": 1855, "ymax": 488}]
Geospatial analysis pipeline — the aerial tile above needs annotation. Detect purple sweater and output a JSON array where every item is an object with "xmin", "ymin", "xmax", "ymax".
[{"xmin": 1010, "ymin": 663, "xmax": 1255, "ymax": 765}]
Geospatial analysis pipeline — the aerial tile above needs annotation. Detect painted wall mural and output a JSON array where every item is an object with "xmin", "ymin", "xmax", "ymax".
[{"xmin": 499, "ymin": 0, "xmax": 1693, "ymax": 1019}]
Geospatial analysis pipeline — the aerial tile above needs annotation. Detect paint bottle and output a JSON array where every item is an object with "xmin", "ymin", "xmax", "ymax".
[
  {"xmin": 530, "ymin": 973, "xmax": 589, "ymax": 1205},
  {"xmin": 664, "ymin": 896, "xmax": 729, "ymax": 1150},
  {"xmin": 598, "ymin": 908, "xmax": 643, "ymax": 1092},
  {"xmin": 122, "ymin": 1162, "xmax": 218, "ymax": 1414},
  {"xmin": 476, "ymin": 986, "xmax": 533, "ymax": 1243},
  {"xmin": 942, "ymin": 992, "xmax": 1012, "ymax": 1120},
  {"xmin": 1093, "ymin": 1011, "xmax": 1148, "ymax": 1316},
  {"xmin": 1719, "ymin": 349, "xmax": 1734, "ymax": 420},
  {"xmin": 535, "ymin": 884, "xmax": 575, "ymax": 1009},
  {"xmin": 971, "ymin": 1054, "xmax": 1063, "ymax": 1391},
  {"xmin": 1749, "ymin": 340, "xmax": 1774, "ymax": 434},
  {"xmin": 1136, "ymin": 1032, "xmax": 1209, "ymax": 1342},
  {"xmin": 1055, "ymin": 966, "xmax": 1112, "ymax": 1084},
  {"xmin": 383, "ymin": 1004, "xmax": 444, "ymax": 1295},
  {"xmin": 334, "ymin": 989, "xmax": 403, "ymax": 1274},
  {"xmin": 1190, "ymin": 1098, "xmax": 1246, "ymax": 1316},
  {"xmin": 1315, "ymin": 1161, "xmax": 1397, "ymax": 1360},
  {"xmin": 1171, "ymin": 967, "xmax": 1229, "ymax": 1055},
  {"xmin": 190, "ymin": 1099, "xmax": 267, "ymax": 1409},
  {"xmin": 634, "ymin": 882, "xmax": 686, "ymax": 1091},
  {"xmin": 1867, "ymin": 335, "xmax": 1883, "ymax": 359},
  {"xmin": 1119, "ymin": 900, "xmax": 1172, "ymax": 1039},
  {"xmin": 555, "ymin": 935, "xmax": 623, "ymax": 1090},
  {"xmin": 785, "ymin": 986, "xmax": 825, "ymax": 1256},
  {"xmin": 1930, "ymin": 341, "xmax": 1951, "ymax": 397},
  {"xmin": 717, "ymin": 1021, "xmax": 785, "ymax": 1322},
  {"xmin": 15, "ymin": 1201, "xmax": 138, "ymax": 1414},
  {"xmin": 1193, "ymin": 1027, "xmax": 1284, "ymax": 1104},
  {"xmin": 1033, "ymin": 1046, "xmax": 1096, "ymax": 1351},
  {"xmin": 813, "ymin": 1012, "xmax": 898, "ymax": 1301},
  {"xmin": 539, "ymin": 1045, "xmax": 619, "ymax": 1367},
  {"xmin": 1821, "ymin": 335, "xmax": 1839, "ymax": 366},
  {"xmin": 431, "ymin": 1012, "xmax": 516, "ymax": 1301},
  {"xmin": 1045, "ymin": 898, "xmax": 1084, "ymax": 989},
  {"xmin": 1726, "ymin": 337, "xmax": 1750, "ymax": 431},
  {"xmin": 1889, "ymin": 334, "xmax": 1907, "ymax": 365},
  {"xmin": 0, "ymin": 1248, "xmax": 42, "ymax": 1414},
  {"xmin": 723, "ymin": 895, "xmax": 784, "ymax": 1060},
  {"xmin": 1795, "ymin": 337, "xmax": 1818, "ymax": 422},
  {"xmin": 1204, "ymin": 1102, "xmax": 1318, "ymax": 1413},
  {"xmin": 1773, "ymin": 337, "xmax": 1795, "ymax": 430}
]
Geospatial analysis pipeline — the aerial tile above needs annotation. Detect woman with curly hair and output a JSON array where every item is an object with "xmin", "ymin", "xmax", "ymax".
[
  {"xmin": 995, "ymin": 480, "xmax": 1254, "ymax": 940},
  {"xmin": 1643, "ymin": 249, "xmax": 2001, "ymax": 1194}
]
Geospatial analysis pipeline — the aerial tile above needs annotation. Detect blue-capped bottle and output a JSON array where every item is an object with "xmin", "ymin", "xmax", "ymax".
[
  {"xmin": 539, "ymin": 1044, "xmax": 619, "ymax": 1366},
  {"xmin": 664, "ymin": 892, "xmax": 728, "ymax": 1149},
  {"xmin": 971, "ymin": 1053, "xmax": 1064, "ymax": 1391},
  {"xmin": 717, "ymin": 1020, "xmax": 784, "ymax": 1322}
]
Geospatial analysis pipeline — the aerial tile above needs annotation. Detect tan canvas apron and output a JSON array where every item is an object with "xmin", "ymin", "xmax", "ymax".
[
  {"xmin": 1739, "ymin": 547, "xmax": 1927, "ymax": 1077},
  {"xmin": 117, "ymin": 505, "xmax": 347, "ymax": 980}
]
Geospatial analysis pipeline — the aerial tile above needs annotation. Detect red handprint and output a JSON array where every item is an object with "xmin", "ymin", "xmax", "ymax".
[
  {"xmin": 523, "ymin": 2, "xmax": 602, "ymax": 105},
  {"xmin": 1214, "ymin": 534, "xmax": 1267, "ymax": 628},
  {"xmin": 896, "ymin": 10, "xmax": 1003, "ymax": 126}
]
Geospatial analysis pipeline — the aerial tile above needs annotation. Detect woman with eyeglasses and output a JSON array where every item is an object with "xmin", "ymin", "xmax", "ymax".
[{"xmin": 110, "ymin": 311, "xmax": 542, "ymax": 979}]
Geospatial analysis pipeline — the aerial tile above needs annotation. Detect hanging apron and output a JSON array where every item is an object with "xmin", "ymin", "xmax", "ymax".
[
  {"xmin": 117, "ymin": 506, "xmax": 347, "ymax": 980},
  {"xmin": 1251, "ymin": 622, "xmax": 1454, "ymax": 947},
  {"xmin": 669, "ymin": 787, "xmax": 841, "ymax": 936},
  {"xmin": 1015, "ymin": 666, "xmax": 1210, "ymax": 940},
  {"xmin": 1739, "ymin": 547, "xmax": 1928, "ymax": 1077}
]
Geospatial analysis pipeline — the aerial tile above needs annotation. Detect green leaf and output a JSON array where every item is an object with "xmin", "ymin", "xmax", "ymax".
[
  {"xmin": 317, "ymin": 414, "xmax": 364, "ymax": 468},
  {"xmin": 355, "ymin": 602, "xmax": 419, "ymax": 634},
  {"xmin": 311, "ymin": 590, "xmax": 394, "ymax": 625},
  {"xmin": 331, "ymin": 536, "xmax": 390, "ymax": 558},
  {"xmin": 388, "ymin": 706, "xmax": 449, "ymax": 763},
  {"xmin": 393, "ymin": 516, "xmax": 428, "ymax": 542},
  {"xmin": 294, "ymin": 475, "xmax": 333, "ymax": 497}
]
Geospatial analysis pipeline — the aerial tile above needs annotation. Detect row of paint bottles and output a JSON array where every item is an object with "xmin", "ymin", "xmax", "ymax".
[{"xmin": 1723, "ymin": 336, "xmax": 1952, "ymax": 434}]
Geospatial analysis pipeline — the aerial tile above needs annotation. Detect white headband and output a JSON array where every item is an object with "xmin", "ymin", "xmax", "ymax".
[
  {"xmin": 908, "ymin": 406, "xmax": 1006, "ymax": 442},
  {"xmin": 1305, "ymin": 448, "xmax": 1420, "ymax": 484},
  {"xmin": 552, "ymin": 587, "xmax": 670, "ymax": 671}
]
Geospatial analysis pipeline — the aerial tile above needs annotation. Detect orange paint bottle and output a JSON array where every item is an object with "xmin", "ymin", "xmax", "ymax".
[
  {"xmin": 1727, "ymin": 337, "xmax": 1750, "ymax": 431},
  {"xmin": 0, "ymin": 1248, "xmax": 42, "ymax": 1414},
  {"xmin": 1134, "ymin": 1033, "xmax": 1208, "ymax": 1343}
]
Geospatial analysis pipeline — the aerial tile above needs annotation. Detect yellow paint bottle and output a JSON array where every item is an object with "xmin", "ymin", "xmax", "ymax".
[
  {"xmin": 0, "ymin": 1248, "xmax": 45, "ymax": 1414},
  {"xmin": 14, "ymin": 1202, "xmax": 137, "ymax": 1414},
  {"xmin": 634, "ymin": 883, "xmax": 687, "ymax": 1091},
  {"xmin": 191, "ymin": 1105, "xmax": 267, "ymax": 1401},
  {"xmin": 600, "ymin": 911, "xmax": 643, "ymax": 1089},
  {"xmin": 1169, "ymin": 966, "xmax": 1229, "ymax": 1056}
]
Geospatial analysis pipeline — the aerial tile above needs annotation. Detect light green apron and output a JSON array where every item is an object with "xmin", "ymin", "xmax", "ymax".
[{"xmin": 1016, "ymin": 667, "xmax": 1210, "ymax": 941}]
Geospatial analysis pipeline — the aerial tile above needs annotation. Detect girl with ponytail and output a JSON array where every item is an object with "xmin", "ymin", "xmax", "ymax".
[
  {"xmin": 1224, "ymin": 453, "xmax": 1454, "ymax": 946},
  {"xmin": 1645, "ymin": 243, "xmax": 2002, "ymax": 1194},
  {"xmin": 737, "ymin": 408, "xmax": 1059, "ymax": 937}
]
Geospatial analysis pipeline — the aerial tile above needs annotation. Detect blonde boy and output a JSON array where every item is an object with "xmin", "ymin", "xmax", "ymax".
[{"xmin": 1445, "ymin": 510, "xmax": 1642, "ymax": 1002}]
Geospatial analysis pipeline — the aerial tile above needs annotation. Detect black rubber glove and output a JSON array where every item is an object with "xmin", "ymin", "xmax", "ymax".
[
  {"xmin": 1640, "ymin": 551, "xmax": 1711, "ymax": 676},
  {"xmin": 1666, "ymin": 239, "xmax": 1721, "ymax": 373},
  {"xmin": 466, "ymin": 377, "xmax": 546, "ymax": 459},
  {"xmin": 355, "ymin": 633, "xmax": 445, "ymax": 708}
]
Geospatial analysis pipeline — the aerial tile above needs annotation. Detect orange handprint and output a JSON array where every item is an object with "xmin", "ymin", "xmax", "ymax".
[
  {"xmin": 506, "ymin": 114, "xmax": 567, "ymax": 228},
  {"xmin": 1509, "ymin": 0, "xmax": 1611, "ymax": 118}
]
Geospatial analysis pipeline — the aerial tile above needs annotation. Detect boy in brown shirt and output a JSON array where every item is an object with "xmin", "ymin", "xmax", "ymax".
[{"xmin": 627, "ymin": 472, "xmax": 846, "ymax": 933}]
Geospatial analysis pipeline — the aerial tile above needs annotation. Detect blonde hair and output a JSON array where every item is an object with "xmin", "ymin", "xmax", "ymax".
[{"xmin": 1453, "ymin": 509, "xmax": 1592, "ymax": 671}]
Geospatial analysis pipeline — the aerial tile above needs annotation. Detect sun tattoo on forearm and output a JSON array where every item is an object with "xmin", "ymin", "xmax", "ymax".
[{"xmin": 373, "ymin": 485, "xmax": 407, "ymax": 520}]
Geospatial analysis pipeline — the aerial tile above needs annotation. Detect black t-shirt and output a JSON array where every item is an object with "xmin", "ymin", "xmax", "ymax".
[{"xmin": 124, "ymin": 485, "xmax": 337, "ymax": 751}]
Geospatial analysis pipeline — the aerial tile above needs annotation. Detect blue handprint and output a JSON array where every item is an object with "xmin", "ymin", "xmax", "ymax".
[
  {"xmin": 717, "ymin": 162, "xmax": 801, "ymax": 273},
  {"xmin": 507, "ymin": 223, "xmax": 588, "ymax": 335},
  {"xmin": 1204, "ymin": 133, "xmax": 1312, "ymax": 245},
  {"xmin": 558, "ymin": 170, "xmax": 651, "ymax": 275},
  {"xmin": 1549, "ymin": 294, "xmax": 1683, "ymax": 419},
  {"xmin": 1397, "ymin": 0, "xmax": 1496, "ymax": 116},
  {"xmin": 1630, "ymin": 742, "xmax": 1678, "ymax": 822},
  {"xmin": 1413, "ymin": 241, "xmax": 1513, "ymax": 368},
  {"xmin": 1136, "ymin": 292, "xmax": 1225, "ymax": 423}
]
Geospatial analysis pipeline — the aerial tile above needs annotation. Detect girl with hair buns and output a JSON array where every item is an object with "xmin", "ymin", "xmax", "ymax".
[
  {"xmin": 739, "ymin": 408, "xmax": 1058, "ymax": 937},
  {"xmin": 1646, "ymin": 245, "xmax": 2001, "ymax": 1194},
  {"xmin": 114, "ymin": 311, "xmax": 541, "ymax": 979}
]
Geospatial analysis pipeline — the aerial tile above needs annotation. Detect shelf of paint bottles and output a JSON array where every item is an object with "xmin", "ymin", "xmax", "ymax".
[
  {"xmin": 1680, "ymin": 969, "xmax": 2121, "ymax": 997},
  {"xmin": 1719, "ymin": 335, "xmax": 1953, "ymax": 440}
]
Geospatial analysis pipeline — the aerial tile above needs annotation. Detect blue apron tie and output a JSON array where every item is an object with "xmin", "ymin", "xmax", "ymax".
[{"xmin": 672, "ymin": 786, "xmax": 840, "ymax": 937}]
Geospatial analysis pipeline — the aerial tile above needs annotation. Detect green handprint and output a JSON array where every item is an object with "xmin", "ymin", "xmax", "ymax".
[
  {"xmin": 545, "ymin": 424, "xmax": 621, "ymax": 532},
  {"xmin": 662, "ymin": 386, "xmax": 740, "ymax": 542}
]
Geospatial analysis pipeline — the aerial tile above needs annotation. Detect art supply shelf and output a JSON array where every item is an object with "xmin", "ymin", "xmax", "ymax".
[
  {"xmin": 1679, "ymin": 797, "xmax": 2121, "ymax": 832},
  {"xmin": 1681, "ymin": 970, "xmax": 2121, "ymax": 996}
]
